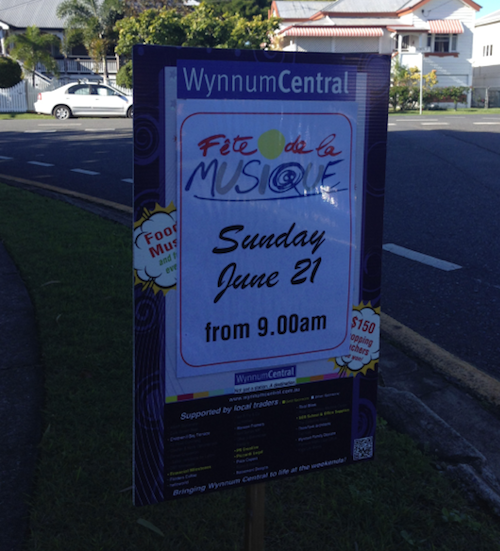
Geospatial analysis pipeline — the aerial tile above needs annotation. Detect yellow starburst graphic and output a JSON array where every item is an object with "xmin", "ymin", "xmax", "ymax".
[
  {"xmin": 329, "ymin": 302, "xmax": 381, "ymax": 377},
  {"xmin": 134, "ymin": 202, "xmax": 177, "ymax": 296}
]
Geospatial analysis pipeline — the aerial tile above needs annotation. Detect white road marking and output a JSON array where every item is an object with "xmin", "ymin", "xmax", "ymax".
[
  {"xmin": 388, "ymin": 123, "xmax": 396, "ymax": 126},
  {"xmin": 473, "ymin": 122, "xmax": 500, "ymax": 125},
  {"xmin": 28, "ymin": 161, "xmax": 54, "ymax": 167},
  {"xmin": 71, "ymin": 168, "xmax": 100, "ymax": 175},
  {"xmin": 395, "ymin": 119, "xmax": 439, "ymax": 122},
  {"xmin": 421, "ymin": 122, "xmax": 450, "ymax": 126},
  {"xmin": 0, "ymin": 156, "xmax": 13, "ymax": 160},
  {"xmin": 122, "ymin": 178, "xmax": 133, "ymax": 183},
  {"xmin": 24, "ymin": 130, "xmax": 57, "ymax": 133},
  {"xmin": 383, "ymin": 243, "xmax": 462, "ymax": 271},
  {"xmin": 85, "ymin": 128, "xmax": 115, "ymax": 132},
  {"xmin": 37, "ymin": 123, "xmax": 82, "ymax": 127}
]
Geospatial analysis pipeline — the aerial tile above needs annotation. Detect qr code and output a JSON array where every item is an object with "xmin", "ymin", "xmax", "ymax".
[{"xmin": 353, "ymin": 436, "xmax": 373, "ymax": 461}]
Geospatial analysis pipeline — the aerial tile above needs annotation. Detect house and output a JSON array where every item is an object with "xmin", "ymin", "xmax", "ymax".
[
  {"xmin": 0, "ymin": 0, "xmax": 118, "ymax": 83},
  {"xmin": 270, "ymin": 0, "xmax": 480, "ymax": 106},
  {"xmin": 472, "ymin": 9, "xmax": 500, "ymax": 107}
]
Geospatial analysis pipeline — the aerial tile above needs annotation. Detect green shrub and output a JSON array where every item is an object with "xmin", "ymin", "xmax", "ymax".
[
  {"xmin": 389, "ymin": 85, "xmax": 418, "ymax": 111},
  {"xmin": 0, "ymin": 57, "xmax": 23, "ymax": 88},
  {"xmin": 116, "ymin": 60, "xmax": 132, "ymax": 89},
  {"xmin": 422, "ymin": 86, "xmax": 469, "ymax": 110}
]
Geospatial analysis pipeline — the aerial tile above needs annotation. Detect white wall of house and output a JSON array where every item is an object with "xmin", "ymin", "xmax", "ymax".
[
  {"xmin": 395, "ymin": 0, "xmax": 476, "ymax": 106},
  {"xmin": 472, "ymin": 14, "xmax": 500, "ymax": 89},
  {"xmin": 333, "ymin": 37, "xmax": 380, "ymax": 53},
  {"xmin": 0, "ymin": 23, "xmax": 9, "ymax": 55},
  {"xmin": 419, "ymin": 0, "xmax": 473, "ymax": 87},
  {"xmin": 281, "ymin": 35, "xmax": 391, "ymax": 55},
  {"xmin": 473, "ymin": 19, "xmax": 500, "ymax": 65},
  {"xmin": 285, "ymin": 37, "xmax": 333, "ymax": 52},
  {"xmin": 274, "ymin": 0, "xmax": 477, "ymax": 106}
]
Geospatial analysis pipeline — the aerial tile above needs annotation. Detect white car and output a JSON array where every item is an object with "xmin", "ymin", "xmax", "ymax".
[{"xmin": 34, "ymin": 82, "xmax": 133, "ymax": 120}]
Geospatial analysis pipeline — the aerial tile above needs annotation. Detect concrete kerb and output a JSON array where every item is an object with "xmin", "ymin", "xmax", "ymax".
[
  {"xmin": 381, "ymin": 312, "xmax": 500, "ymax": 409},
  {"xmin": 378, "ymin": 387, "xmax": 500, "ymax": 516},
  {"xmin": 380, "ymin": 313, "xmax": 500, "ymax": 516}
]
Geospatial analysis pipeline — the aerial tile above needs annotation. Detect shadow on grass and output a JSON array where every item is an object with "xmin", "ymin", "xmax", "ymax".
[{"xmin": 0, "ymin": 182, "xmax": 500, "ymax": 551}]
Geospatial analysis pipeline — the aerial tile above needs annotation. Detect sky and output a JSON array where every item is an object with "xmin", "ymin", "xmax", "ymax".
[{"xmin": 475, "ymin": 0, "xmax": 499, "ymax": 18}]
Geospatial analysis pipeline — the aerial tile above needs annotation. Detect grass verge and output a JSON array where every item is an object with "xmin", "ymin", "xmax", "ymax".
[
  {"xmin": 0, "ymin": 113, "xmax": 53, "ymax": 120},
  {"xmin": 389, "ymin": 108, "xmax": 500, "ymax": 116},
  {"xmin": 1, "ymin": 182, "xmax": 500, "ymax": 551}
]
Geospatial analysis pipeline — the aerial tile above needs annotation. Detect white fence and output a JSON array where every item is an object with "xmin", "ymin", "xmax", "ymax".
[
  {"xmin": 0, "ymin": 79, "xmax": 132, "ymax": 113},
  {"xmin": 113, "ymin": 84, "xmax": 133, "ymax": 96},
  {"xmin": 36, "ymin": 58, "xmax": 119, "ymax": 76},
  {"xmin": 0, "ymin": 81, "xmax": 27, "ymax": 112}
]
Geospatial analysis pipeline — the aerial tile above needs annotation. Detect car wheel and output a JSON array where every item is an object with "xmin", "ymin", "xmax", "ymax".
[
  {"xmin": 127, "ymin": 106, "xmax": 133, "ymax": 119},
  {"xmin": 53, "ymin": 105, "xmax": 72, "ymax": 120}
]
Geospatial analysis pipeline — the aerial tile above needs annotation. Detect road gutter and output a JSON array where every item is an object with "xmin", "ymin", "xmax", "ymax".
[{"xmin": 382, "ymin": 312, "xmax": 500, "ymax": 408}]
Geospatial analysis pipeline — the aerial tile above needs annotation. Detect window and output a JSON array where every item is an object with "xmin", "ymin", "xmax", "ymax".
[
  {"xmin": 483, "ymin": 45, "xmax": 494, "ymax": 56},
  {"xmin": 95, "ymin": 86, "xmax": 117, "ymax": 96},
  {"xmin": 430, "ymin": 34, "xmax": 458, "ymax": 53},
  {"xmin": 70, "ymin": 43, "xmax": 88, "ymax": 57},
  {"xmin": 393, "ymin": 34, "xmax": 410, "ymax": 51},
  {"xmin": 434, "ymin": 34, "xmax": 449, "ymax": 52},
  {"xmin": 68, "ymin": 85, "xmax": 90, "ymax": 95}
]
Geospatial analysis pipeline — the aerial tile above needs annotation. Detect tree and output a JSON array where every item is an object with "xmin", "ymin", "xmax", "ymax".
[
  {"xmin": 8, "ymin": 26, "xmax": 60, "ymax": 84},
  {"xmin": 116, "ymin": 59, "xmax": 133, "ymax": 88},
  {"xmin": 180, "ymin": 4, "xmax": 278, "ymax": 49},
  {"xmin": 115, "ymin": 5, "xmax": 280, "ymax": 86},
  {"xmin": 181, "ymin": 3, "xmax": 233, "ymax": 48},
  {"xmin": 391, "ymin": 59, "xmax": 437, "ymax": 88},
  {"xmin": 389, "ymin": 59, "xmax": 438, "ymax": 112},
  {"xmin": 123, "ymin": 0, "xmax": 187, "ymax": 16},
  {"xmin": 57, "ymin": 0, "xmax": 124, "ymax": 83},
  {"xmin": 206, "ymin": 0, "xmax": 270, "ymax": 20},
  {"xmin": 439, "ymin": 86, "xmax": 469, "ymax": 110},
  {"xmin": 116, "ymin": 4, "xmax": 278, "ymax": 54},
  {"xmin": 0, "ymin": 57, "xmax": 23, "ymax": 88},
  {"xmin": 223, "ymin": 14, "xmax": 278, "ymax": 49},
  {"xmin": 115, "ymin": 8, "xmax": 186, "ymax": 58}
]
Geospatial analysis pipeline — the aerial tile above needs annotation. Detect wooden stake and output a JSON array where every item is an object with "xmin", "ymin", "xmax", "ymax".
[{"xmin": 244, "ymin": 483, "xmax": 266, "ymax": 551}]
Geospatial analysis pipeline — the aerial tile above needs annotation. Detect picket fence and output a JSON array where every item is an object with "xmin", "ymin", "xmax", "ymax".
[
  {"xmin": 0, "ymin": 79, "xmax": 132, "ymax": 113},
  {"xmin": 0, "ymin": 81, "xmax": 28, "ymax": 112}
]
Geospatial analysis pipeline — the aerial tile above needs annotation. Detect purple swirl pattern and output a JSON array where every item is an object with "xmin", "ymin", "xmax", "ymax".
[{"xmin": 134, "ymin": 115, "xmax": 161, "ymax": 166}]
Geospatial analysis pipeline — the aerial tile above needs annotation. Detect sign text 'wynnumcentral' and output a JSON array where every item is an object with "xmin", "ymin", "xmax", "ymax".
[{"xmin": 178, "ymin": 60, "xmax": 356, "ymax": 101}]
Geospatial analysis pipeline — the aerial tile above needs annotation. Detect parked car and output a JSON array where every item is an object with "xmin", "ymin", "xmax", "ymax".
[{"xmin": 34, "ymin": 82, "xmax": 133, "ymax": 120}]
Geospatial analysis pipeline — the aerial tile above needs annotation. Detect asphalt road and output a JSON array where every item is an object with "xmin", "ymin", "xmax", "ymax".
[
  {"xmin": 0, "ymin": 118, "xmax": 133, "ymax": 206},
  {"xmin": 0, "ymin": 114, "xmax": 499, "ymax": 378},
  {"xmin": 383, "ymin": 114, "xmax": 500, "ymax": 378}
]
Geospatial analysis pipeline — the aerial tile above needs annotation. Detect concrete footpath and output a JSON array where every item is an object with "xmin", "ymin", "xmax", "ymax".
[
  {"xmin": 1, "ymin": 192, "xmax": 500, "ymax": 550},
  {"xmin": 0, "ymin": 242, "xmax": 43, "ymax": 551}
]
